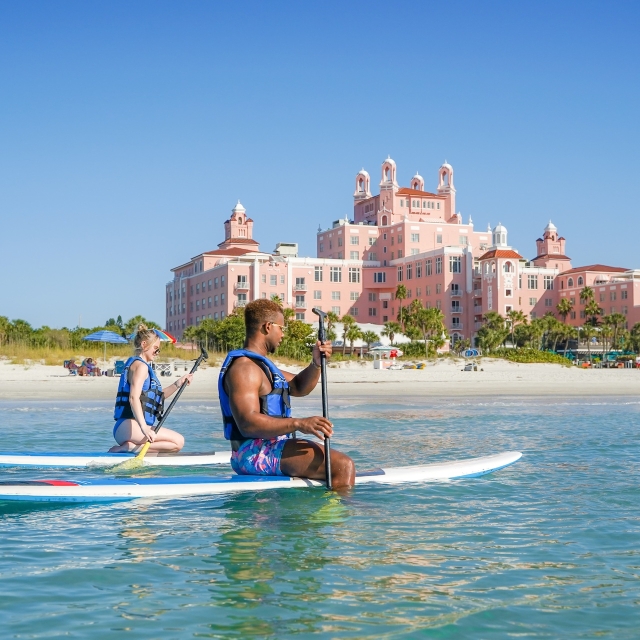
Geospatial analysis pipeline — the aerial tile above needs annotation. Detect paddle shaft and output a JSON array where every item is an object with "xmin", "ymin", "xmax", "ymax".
[{"xmin": 313, "ymin": 308, "xmax": 332, "ymax": 490}]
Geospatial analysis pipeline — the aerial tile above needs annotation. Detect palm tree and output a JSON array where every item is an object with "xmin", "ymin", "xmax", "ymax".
[
  {"xmin": 580, "ymin": 324, "xmax": 597, "ymax": 364},
  {"xmin": 412, "ymin": 307, "xmax": 446, "ymax": 357},
  {"xmin": 381, "ymin": 321, "xmax": 402, "ymax": 345},
  {"xmin": 556, "ymin": 298, "xmax": 573, "ymax": 324},
  {"xmin": 506, "ymin": 309, "xmax": 527, "ymax": 347},
  {"xmin": 630, "ymin": 323, "xmax": 640, "ymax": 354},
  {"xmin": 608, "ymin": 313, "xmax": 627, "ymax": 352},
  {"xmin": 584, "ymin": 299, "xmax": 602, "ymax": 326},
  {"xmin": 361, "ymin": 330, "xmax": 379, "ymax": 352},
  {"xmin": 340, "ymin": 314, "xmax": 356, "ymax": 356},
  {"xmin": 580, "ymin": 286, "xmax": 594, "ymax": 305},
  {"xmin": 343, "ymin": 321, "xmax": 363, "ymax": 358},
  {"xmin": 395, "ymin": 284, "xmax": 408, "ymax": 330}
]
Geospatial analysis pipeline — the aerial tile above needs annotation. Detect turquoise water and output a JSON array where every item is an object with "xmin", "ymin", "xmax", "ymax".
[{"xmin": 1, "ymin": 397, "xmax": 640, "ymax": 638}]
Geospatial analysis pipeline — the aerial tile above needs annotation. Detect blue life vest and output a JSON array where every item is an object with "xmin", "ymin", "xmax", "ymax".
[
  {"xmin": 218, "ymin": 349, "xmax": 292, "ymax": 441},
  {"xmin": 114, "ymin": 356, "xmax": 165, "ymax": 426}
]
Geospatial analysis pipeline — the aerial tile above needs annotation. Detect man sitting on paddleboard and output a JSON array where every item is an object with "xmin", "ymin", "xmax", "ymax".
[
  {"xmin": 219, "ymin": 299, "xmax": 355, "ymax": 489},
  {"xmin": 110, "ymin": 324, "xmax": 193, "ymax": 454}
]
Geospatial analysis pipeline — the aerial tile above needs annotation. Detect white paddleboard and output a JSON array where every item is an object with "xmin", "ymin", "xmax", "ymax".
[
  {"xmin": 0, "ymin": 451, "xmax": 522, "ymax": 503},
  {"xmin": 0, "ymin": 451, "xmax": 231, "ymax": 468}
]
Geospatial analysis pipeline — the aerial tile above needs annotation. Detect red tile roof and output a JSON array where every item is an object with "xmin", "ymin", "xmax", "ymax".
[
  {"xmin": 478, "ymin": 249, "xmax": 524, "ymax": 260},
  {"xmin": 532, "ymin": 254, "xmax": 572, "ymax": 261},
  {"xmin": 561, "ymin": 264, "xmax": 628, "ymax": 275},
  {"xmin": 397, "ymin": 188, "xmax": 443, "ymax": 198},
  {"xmin": 202, "ymin": 247, "xmax": 260, "ymax": 257}
]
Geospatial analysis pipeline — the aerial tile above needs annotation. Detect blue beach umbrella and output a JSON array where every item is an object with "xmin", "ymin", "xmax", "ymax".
[{"xmin": 83, "ymin": 330, "xmax": 129, "ymax": 367}]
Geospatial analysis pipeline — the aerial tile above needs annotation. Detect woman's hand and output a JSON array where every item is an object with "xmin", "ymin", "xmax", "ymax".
[
  {"xmin": 141, "ymin": 428, "xmax": 156, "ymax": 443},
  {"xmin": 178, "ymin": 374, "xmax": 193, "ymax": 387}
]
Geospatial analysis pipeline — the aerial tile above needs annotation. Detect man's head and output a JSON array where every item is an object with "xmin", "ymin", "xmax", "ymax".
[{"xmin": 244, "ymin": 299, "xmax": 285, "ymax": 354}]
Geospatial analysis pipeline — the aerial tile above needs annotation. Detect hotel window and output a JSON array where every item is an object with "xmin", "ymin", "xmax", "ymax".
[
  {"xmin": 351, "ymin": 291, "xmax": 359, "ymax": 301},
  {"xmin": 368, "ymin": 292, "xmax": 377, "ymax": 301},
  {"xmin": 578, "ymin": 277, "xmax": 584, "ymax": 286},
  {"xmin": 505, "ymin": 289, "xmax": 512, "ymax": 297},
  {"xmin": 349, "ymin": 267, "xmax": 360, "ymax": 283},
  {"xmin": 398, "ymin": 234, "xmax": 402, "ymax": 243},
  {"xmin": 270, "ymin": 275, "xmax": 277, "ymax": 286},
  {"xmin": 368, "ymin": 237, "xmax": 375, "ymax": 246},
  {"xmin": 221, "ymin": 276, "xmax": 225, "ymax": 285},
  {"xmin": 330, "ymin": 267, "xmax": 342, "ymax": 282},
  {"xmin": 374, "ymin": 272, "xmax": 386, "ymax": 283},
  {"xmin": 436, "ymin": 283, "xmax": 442, "ymax": 294},
  {"xmin": 622, "ymin": 306, "xmax": 628, "ymax": 315},
  {"xmin": 214, "ymin": 278, "xmax": 219, "ymax": 288},
  {"xmin": 391, "ymin": 237, "xmax": 394, "ymax": 246},
  {"xmin": 261, "ymin": 274, "xmax": 266, "ymax": 283},
  {"xmin": 367, "ymin": 307, "xmax": 378, "ymax": 317},
  {"xmin": 368, "ymin": 252, "xmax": 377, "ymax": 260},
  {"xmin": 426, "ymin": 286, "xmax": 431, "ymax": 295},
  {"xmin": 416, "ymin": 262, "xmax": 422, "ymax": 278},
  {"xmin": 406, "ymin": 263, "xmax": 413, "ymax": 280},
  {"xmin": 319, "ymin": 243, "xmax": 324, "ymax": 252},
  {"xmin": 190, "ymin": 285, "xmax": 194, "ymax": 295},
  {"xmin": 221, "ymin": 294, "xmax": 225, "ymax": 303},
  {"xmin": 426, "ymin": 259, "xmax": 432, "ymax": 276},
  {"xmin": 382, "ymin": 300, "xmax": 388, "ymax": 309},
  {"xmin": 436, "ymin": 300, "xmax": 441, "ymax": 310},
  {"xmin": 332, "ymin": 291, "xmax": 341, "ymax": 300},
  {"xmin": 570, "ymin": 311, "xmax": 576, "ymax": 319},
  {"xmin": 350, "ymin": 251, "xmax": 359, "ymax": 260},
  {"xmin": 519, "ymin": 275, "xmax": 523, "ymax": 288},
  {"xmin": 383, "ymin": 233, "xmax": 387, "ymax": 240},
  {"xmin": 261, "ymin": 293, "xmax": 267, "ymax": 299},
  {"xmin": 610, "ymin": 291, "xmax": 617, "ymax": 301},
  {"xmin": 208, "ymin": 297, "xmax": 212, "ymax": 308},
  {"xmin": 338, "ymin": 237, "xmax": 343, "ymax": 247},
  {"xmin": 397, "ymin": 266, "xmax": 403, "ymax": 282},
  {"xmin": 570, "ymin": 298, "xmax": 575, "ymax": 306},
  {"xmin": 530, "ymin": 312, "xmax": 537, "ymax": 319},
  {"xmin": 279, "ymin": 293, "xmax": 285, "ymax": 301},
  {"xmin": 329, "ymin": 241, "xmax": 332, "ymax": 249},
  {"xmin": 214, "ymin": 295, "xmax": 219, "ymax": 306},
  {"xmin": 568, "ymin": 278, "xmax": 574, "ymax": 287},
  {"xmin": 411, "ymin": 233, "xmax": 419, "ymax": 242},
  {"xmin": 352, "ymin": 307, "xmax": 359, "ymax": 316},
  {"xmin": 208, "ymin": 280, "xmax": 212, "ymax": 290},
  {"xmin": 332, "ymin": 306, "xmax": 340, "ymax": 315},
  {"xmin": 459, "ymin": 236, "xmax": 468, "ymax": 246},
  {"xmin": 280, "ymin": 276, "xmax": 285, "ymax": 284},
  {"xmin": 435, "ymin": 257, "xmax": 442, "ymax": 274},
  {"xmin": 407, "ymin": 289, "xmax": 412, "ymax": 298},
  {"xmin": 315, "ymin": 266, "xmax": 323, "ymax": 282},
  {"xmin": 350, "ymin": 236, "xmax": 359, "ymax": 245},
  {"xmin": 529, "ymin": 298, "xmax": 537, "ymax": 306},
  {"xmin": 437, "ymin": 203, "xmax": 440, "ymax": 209},
  {"xmin": 436, "ymin": 234, "xmax": 442, "ymax": 244},
  {"xmin": 599, "ymin": 292, "xmax": 605, "ymax": 302},
  {"xmin": 416, "ymin": 287, "xmax": 421, "ymax": 296},
  {"xmin": 295, "ymin": 313, "xmax": 305, "ymax": 320},
  {"xmin": 544, "ymin": 275, "xmax": 554, "ymax": 290},
  {"xmin": 527, "ymin": 275, "xmax": 538, "ymax": 289},
  {"xmin": 622, "ymin": 290, "xmax": 628, "ymax": 299},
  {"xmin": 449, "ymin": 256, "xmax": 461, "ymax": 273},
  {"xmin": 545, "ymin": 298, "xmax": 553, "ymax": 307},
  {"xmin": 314, "ymin": 290, "xmax": 322, "ymax": 299},
  {"xmin": 196, "ymin": 300, "xmax": 200, "ymax": 310}
]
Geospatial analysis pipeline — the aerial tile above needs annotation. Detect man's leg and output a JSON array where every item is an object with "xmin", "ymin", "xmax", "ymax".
[{"xmin": 280, "ymin": 439, "xmax": 355, "ymax": 489}]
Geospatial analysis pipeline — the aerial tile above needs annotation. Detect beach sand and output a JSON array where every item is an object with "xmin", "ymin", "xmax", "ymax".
[{"xmin": 1, "ymin": 357, "xmax": 637, "ymax": 401}]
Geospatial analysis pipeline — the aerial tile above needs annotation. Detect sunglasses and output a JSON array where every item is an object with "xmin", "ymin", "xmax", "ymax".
[
  {"xmin": 153, "ymin": 346, "xmax": 161, "ymax": 354},
  {"xmin": 271, "ymin": 322, "xmax": 286, "ymax": 332}
]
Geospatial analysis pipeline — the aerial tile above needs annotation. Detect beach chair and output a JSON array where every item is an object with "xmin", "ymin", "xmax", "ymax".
[
  {"xmin": 63, "ymin": 360, "xmax": 78, "ymax": 376},
  {"xmin": 113, "ymin": 360, "xmax": 126, "ymax": 376}
]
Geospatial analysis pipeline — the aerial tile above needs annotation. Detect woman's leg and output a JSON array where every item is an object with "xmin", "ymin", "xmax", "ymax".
[{"xmin": 110, "ymin": 419, "xmax": 184, "ymax": 454}]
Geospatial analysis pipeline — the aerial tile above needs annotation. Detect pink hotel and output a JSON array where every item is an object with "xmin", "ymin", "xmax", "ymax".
[{"xmin": 166, "ymin": 158, "xmax": 640, "ymax": 345}]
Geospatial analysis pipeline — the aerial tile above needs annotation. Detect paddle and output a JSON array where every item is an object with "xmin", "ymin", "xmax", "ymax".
[
  {"xmin": 110, "ymin": 347, "xmax": 208, "ymax": 472},
  {"xmin": 312, "ymin": 308, "xmax": 332, "ymax": 490}
]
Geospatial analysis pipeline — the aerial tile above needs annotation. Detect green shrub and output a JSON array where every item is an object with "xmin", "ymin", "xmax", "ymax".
[{"xmin": 487, "ymin": 348, "xmax": 572, "ymax": 366}]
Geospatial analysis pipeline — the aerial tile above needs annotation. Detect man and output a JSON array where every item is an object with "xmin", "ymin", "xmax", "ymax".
[{"xmin": 219, "ymin": 299, "xmax": 356, "ymax": 489}]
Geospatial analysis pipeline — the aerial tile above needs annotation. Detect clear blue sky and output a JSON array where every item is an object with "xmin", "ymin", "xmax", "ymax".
[{"xmin": 1, "ymin": 1, "xmax": 638, "ymax": 328}]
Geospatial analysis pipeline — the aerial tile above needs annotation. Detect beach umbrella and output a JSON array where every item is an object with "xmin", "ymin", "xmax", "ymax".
[{"xmin": 83, "ymin": 330, "xmax": 129, "ymax": 367}]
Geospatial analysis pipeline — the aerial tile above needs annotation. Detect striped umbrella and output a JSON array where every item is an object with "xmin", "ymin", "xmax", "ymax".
[{"xmin": 126, "ymin": 329, "xmax": 177, "ymax": 344}]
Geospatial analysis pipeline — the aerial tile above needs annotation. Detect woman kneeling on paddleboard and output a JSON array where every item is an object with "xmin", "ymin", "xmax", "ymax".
[{"xmin": 109, "ymin": 324, "xmax": 192, "ymax": 453}]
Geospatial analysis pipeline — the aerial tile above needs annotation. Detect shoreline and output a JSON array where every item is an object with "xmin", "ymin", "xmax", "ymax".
[{"xmin": 1, "ymin": 358, "xmax": 638, "ymax": 401}]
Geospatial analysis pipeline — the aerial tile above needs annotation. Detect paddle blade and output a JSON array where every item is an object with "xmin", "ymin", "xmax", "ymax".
[{"xmin": 107, "ymin": 442, "xmax": 150, "ymax": 472}]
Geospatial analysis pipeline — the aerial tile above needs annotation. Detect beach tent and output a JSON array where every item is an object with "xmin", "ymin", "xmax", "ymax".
[{"xmin": 82, "ymin": 330, "xmax": 129, "ymax": 367}]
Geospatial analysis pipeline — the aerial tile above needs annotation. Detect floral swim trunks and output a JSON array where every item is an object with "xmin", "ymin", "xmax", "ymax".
[{"xmin": 231, "ymin": 437, "xmax": 290, "ymax": 476}]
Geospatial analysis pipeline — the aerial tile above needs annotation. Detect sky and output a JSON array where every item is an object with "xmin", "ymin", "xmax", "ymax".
[{"xmin": 1, "ymin": 0, "xmax": 639, "ymax": 328}]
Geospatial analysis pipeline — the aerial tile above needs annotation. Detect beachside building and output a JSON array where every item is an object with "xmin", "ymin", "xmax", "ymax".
[{"xmin": 165, "ymin": 158, "xmax": 640, "ymax": 344}]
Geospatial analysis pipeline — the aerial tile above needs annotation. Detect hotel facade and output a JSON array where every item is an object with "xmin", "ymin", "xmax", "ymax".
[{"xmin": 165, "ymin": 158, "xmax": 640, "ymax": 345}]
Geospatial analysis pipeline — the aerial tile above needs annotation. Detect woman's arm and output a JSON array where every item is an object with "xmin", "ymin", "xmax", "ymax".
[{"xmin": 163, "ymin": 373, "xmax": 193, "ymax": 399}]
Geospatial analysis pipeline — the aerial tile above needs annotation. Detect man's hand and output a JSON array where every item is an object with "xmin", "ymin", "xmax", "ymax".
[
  {"xmin": 312, "ymin": 340, "xmax": 332, "ymax": 366},
  {"xmin": 294, "ymin": 416, "xmax": 333, "ymax": 440}
]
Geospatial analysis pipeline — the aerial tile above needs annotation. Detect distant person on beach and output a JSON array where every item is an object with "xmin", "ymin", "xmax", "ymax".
[
  {"xmin": 109, "ymin": 324, "xmax": 193, "ymax": 454},
  {"xmin": 219, "ymin": 299, "xmax": 356, "ymax": 488},
  {"xmin": 79, "ymin": 358, "xmax": 101, "ymax": 376}
]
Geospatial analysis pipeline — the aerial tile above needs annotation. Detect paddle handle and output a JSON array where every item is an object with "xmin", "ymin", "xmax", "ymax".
[
  {"xmin": 153, "ymin": 347, "xmax": 208, "ymax": 433},
  {"xmin": 312, "ymin": 308, "xmax": 332, "ymax": 490}
]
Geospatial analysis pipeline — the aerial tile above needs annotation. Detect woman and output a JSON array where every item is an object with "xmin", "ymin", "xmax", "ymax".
[{"xmin": 110, "ymin": 324, "xmax": 192, "ymax": 454}]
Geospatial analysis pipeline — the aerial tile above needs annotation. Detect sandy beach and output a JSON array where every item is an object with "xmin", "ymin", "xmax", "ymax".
[{"xmin": 1, "ymin": 357, "xmax": 638, "ymax": 401}]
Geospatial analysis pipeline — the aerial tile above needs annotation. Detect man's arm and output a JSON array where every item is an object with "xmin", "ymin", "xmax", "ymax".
[
  {"xmin": 225, "ymin": 357, "xmax": 333, "ymax": 440},
  {"xmin": 286, "ymin": 340, "xmax": 332, "ymax": 397}
]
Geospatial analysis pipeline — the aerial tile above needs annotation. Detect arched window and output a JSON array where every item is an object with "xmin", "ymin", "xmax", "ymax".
[
  {"xmin": 491, "ymin": 262, "xmax": 496, "ymax": 274},
  {"xmin": 381, "ymin": 215, "xmax": 388, "ymax": 226},
  {"xmin": 568, "ymin": 278, "xmax": 574, "ymax": 287},
  {"xmin": 577, "ymin": 277, "xmax": 584, "ymax": 286},
  {"xmin": 237, "ymin": 217, "xmax": 242, "ymax": 224},
  {"xmin": 504, "ymin": 261, "xmax": 513, "ymax": 273},
  {"xmin": 385, "ymin": 168, "xmax": 390, "ymax": 181},
  {"xmin": 359, "ymin": 178, "xmax": 364, "ymax": 192}
]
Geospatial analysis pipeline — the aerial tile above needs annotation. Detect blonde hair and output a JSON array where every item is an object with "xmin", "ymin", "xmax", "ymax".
[{"xmin": 133, "ymin": 324, "xmax": 159, "ymax": 353}]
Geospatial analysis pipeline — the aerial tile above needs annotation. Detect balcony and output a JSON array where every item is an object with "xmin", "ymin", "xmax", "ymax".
[
  {"xmin": 451, "ymin": 306, "xmax": 463, "ymax": 314},
  {"xmin": 294, "ymin": 301, "xmax": 307, "ymax": 309},
  {"xmin": 234, "ymin": 281, "xmax": 249, "ymax": 292},
  {"xmin": 450, "ymin": 289, "xmax": 462, "ymax": 297},
  {"xmin": 473, "ymin": 289, "xmax": 482, "ymax": 297},
  {"xmin": 450, "ymin": 322, "xmax": 463, "ymax": 330},
  {"xmin": 294, "ymin": 283, "xmax": 308, "ymax": 291},
  {"xmin": 475, "ymin": 322, "xmax": 483, "ymax": 330},
  {"xmin": 234, "ymin": 300, "xmax": 247, "ymax": 308}
]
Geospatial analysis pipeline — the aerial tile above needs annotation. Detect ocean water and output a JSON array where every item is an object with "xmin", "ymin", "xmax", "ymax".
[{"xmin": 1, "ymin": 396, "xmax": 640, "ymax": 638}]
